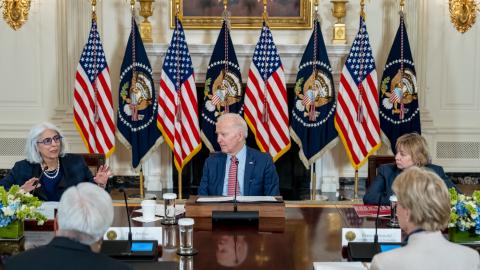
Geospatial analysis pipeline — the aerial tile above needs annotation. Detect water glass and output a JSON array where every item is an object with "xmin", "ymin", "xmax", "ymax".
[
  {"xmin": 179, "ymin": 255, "xmax": 194, "ymax": 270},
  {"xmin": 177, "ymin": 218, "xmax": 197, "ymax": 255},
  {"xmin": 162, "ymin": 193, "xmax": 177, "ymax": 225},
  {"xmin": 162, "ymin": 224, "xmax": 177, "ymax": 249},
  {"xmin": 387, "ymin": 195, "xmax": 400, "ymax": 228}
]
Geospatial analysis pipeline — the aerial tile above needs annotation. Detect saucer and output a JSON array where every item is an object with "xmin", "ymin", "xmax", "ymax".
[{"xmin": 132, "ymin": 216, "xmax": 161, "ymax": 223}]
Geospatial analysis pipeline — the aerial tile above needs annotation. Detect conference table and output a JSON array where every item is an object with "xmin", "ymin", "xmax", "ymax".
[{"xmin": 10, "ymin": 201, "xmax": 382, "ymax": 270}]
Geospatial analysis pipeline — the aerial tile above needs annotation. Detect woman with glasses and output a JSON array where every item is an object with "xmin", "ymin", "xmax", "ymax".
[{"xmin": 0, "ymin": 122, "xmax": 111, "ymax": 201}]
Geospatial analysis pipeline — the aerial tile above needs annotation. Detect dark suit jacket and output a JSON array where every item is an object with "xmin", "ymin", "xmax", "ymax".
[
  {"xmin": 363, "ymin": 163, "xmax": 458, "ymax": 205},
  {"xmin": 0, "ymin": 154, "xmax": 94, "ymax": 201},
  {"xmin": 198, "ymin": 147, "xmax": 280, "ymax": 196},
  {"xmin": 5, "ymin": 237, "xmax": 131, "ymax": 270}
]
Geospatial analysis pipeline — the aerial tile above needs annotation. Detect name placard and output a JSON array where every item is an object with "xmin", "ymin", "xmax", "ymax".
[
  {"xmin": 341, "ymin": 228, "xmax": 402, "ymax": 246},
  {"xmin": 37, "ymin": 202, "xmax": 59, "ymax": 220},
  {"xmin": 103, "ymin": 227, "xmax": 162, "ymax": 243}
]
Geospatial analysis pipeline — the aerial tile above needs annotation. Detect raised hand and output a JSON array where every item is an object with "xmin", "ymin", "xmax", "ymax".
[
  {"xmin": 21, "ymin": 177, "xmax": 40, "ymax": 193},
  {"xmin": 93, "ymin": 165, "xmax": 112, "ymax": 187}
]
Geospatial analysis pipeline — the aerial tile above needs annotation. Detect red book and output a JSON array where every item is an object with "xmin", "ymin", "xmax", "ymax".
[{"xmin": 353, "ymin": 204, "xmax": 391, "ymax": 218}]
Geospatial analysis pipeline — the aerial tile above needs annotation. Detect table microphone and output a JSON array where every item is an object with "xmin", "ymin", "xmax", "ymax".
[
  {"xmin": 211, "ymin": 158, "xmax": 259, "ymax": 228},
  {"xmin": 100, "ymin": 189, "xmax": 158, "ymax": 261},
  {"xmin": 121, "ymin": 189, "xmax": 133, "ymax": 248},
  {"xmin": 347, "ymin": 193, "xmax": 384, "ymax": 262},
  {"xmin": 32, "ymin": 165, "xmax": 47, "ymax": 197}
]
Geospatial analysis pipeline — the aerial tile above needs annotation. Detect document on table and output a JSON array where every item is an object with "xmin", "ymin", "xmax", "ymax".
[
  {"xmin": 313, "ymin": 262, "xmax": 369, "ymax": 270},
  {"xmin": 196, "ymin": 196, "xmax": 278, "ymax": 203}
]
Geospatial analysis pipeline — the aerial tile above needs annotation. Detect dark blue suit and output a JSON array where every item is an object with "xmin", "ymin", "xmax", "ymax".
[
  {"xmin": 198, "ymin": 147, "xmax": 280, "ymax": 196},
  {"xmin": 363, "ymin": 163, "xmax": 458, "ymax": 205},
  {"xmin": 5, "ymin": 237, "xmax": 131, "ymax": 270},
  {"xmin": 0, "ymin": 154, "xmax": 94, "ymax": 201}
]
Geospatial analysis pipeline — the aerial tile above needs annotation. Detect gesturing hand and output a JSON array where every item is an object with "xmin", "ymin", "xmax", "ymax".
[
  {"xmin": 21, "ymin": 177, "xmax": 40, "ymax": 193},
  {"xmin": 94, "ymin": 165, "xmax": 112, "ymax": 187}
]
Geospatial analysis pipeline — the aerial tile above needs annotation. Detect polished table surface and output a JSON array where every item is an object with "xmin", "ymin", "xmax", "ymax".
[
  {"xmin": 111, "ymin": 203, "xmax": 380, "ymax": 270},
  {"xmin": 8, "ymin": 203, "xmax": 382, "ymax": 270}
]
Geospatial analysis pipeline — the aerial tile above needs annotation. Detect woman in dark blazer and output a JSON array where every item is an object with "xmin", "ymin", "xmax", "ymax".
[
  {"xmin": 363, "ymin": 133, "xmax": 457, "ymax": 205},
  {"xmin": 0, "ymin": 122, "xmax": 111, "ymax": 201}
]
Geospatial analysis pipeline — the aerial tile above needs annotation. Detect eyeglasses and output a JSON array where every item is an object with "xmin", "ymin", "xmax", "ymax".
[{"xmin": 37, "ymin": 135, "xmax": 63, "ymax": 145}]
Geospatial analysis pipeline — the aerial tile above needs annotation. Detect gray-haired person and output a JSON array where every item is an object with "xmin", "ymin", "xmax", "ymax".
[
  {"xmin": 0, "ymin": 122, "xmax": 112, "ymax": 201},
  {"xmin": 5, "ymin": 183, "xmax": 131, "ymax": 270}
]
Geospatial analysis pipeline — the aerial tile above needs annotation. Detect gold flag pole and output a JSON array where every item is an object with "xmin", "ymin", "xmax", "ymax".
[
  {"xmin": 140, "ymin": 166, "xmax": 145, "ymax": 199},
  {"xmin": 262, "ymin": 0, "xmax": 268, "ymax": 24}
]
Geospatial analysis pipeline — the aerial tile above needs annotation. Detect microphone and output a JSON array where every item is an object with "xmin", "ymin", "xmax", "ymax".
[
  {"xmin": 101, "ymin": 189, "xmax": 159, "ymax": 261},
  {"xmin": 121, "ymin": 189, "xmax": 133, "ymax": 248},
  {"xmin": 32, "ymin": 165, "xmax": 47, "ymax": 197},
  {"xmin": 373, "ymin": 193, "xmax": 382, "ymax": 245},
  {"xmin": 347, "ymin": 193, "xmax": 384, "ymax": 262},
  {"xmin": 233, "ymin": 159, "xmax": 239, "ymax": 212},
  {"xmin": 211, "ymin": 157, "xmax": 259, "ymax": 228}
]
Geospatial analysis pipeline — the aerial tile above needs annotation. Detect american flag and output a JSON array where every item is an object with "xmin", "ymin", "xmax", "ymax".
[
  {"xmin": 157, "ymin": 17, "xmax": 201, "ymax": 172},
  {"xmin": 73, "ymin": 19, "xmax": 115, "ymax": 157},
  {"xmin": 334, "ymin": 17, "xmax": 381, "ymax": 169},
  {"xmin": 244, "ymin": 23, "xmax": 290, "ymax": 161}
]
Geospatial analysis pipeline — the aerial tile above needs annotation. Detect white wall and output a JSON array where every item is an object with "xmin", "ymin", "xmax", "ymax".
[{"xmin": 0, "ymin": 0, "xmax": 478, "ymax": 192}]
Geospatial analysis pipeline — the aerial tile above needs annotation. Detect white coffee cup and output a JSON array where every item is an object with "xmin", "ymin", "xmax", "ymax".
[{"xmin": 141, "ymin": 199, "xmax": 156, "ymax": 221}]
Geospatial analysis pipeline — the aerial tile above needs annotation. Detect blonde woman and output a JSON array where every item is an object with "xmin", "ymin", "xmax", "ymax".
[
  {"xmin": 364, "ymin": 133, "xmax": 457, "ymax": 205},
  {"xmin": 370, "ymin": 167, "xmax": 479, "ymax": 270}
]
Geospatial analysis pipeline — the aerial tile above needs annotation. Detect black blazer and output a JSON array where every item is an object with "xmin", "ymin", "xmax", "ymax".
[
  {"xmin": 0, "ymin": 154, "xmax": 94, "ymax": 201},
  {"xmin": 198, "ymin": 147, "xmax": 280, "ymax": 196},
  {"xmin": 5, "ymin": 237, "xmax": 131, "ymax": 270},
  {"xmin": 363, "ymin": 163, "xmax": 458, "ymax": 205}
]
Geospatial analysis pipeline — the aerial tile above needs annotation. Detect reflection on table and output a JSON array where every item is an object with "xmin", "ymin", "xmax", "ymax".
[{"xmin": 2, "ymin": 204, "xmax": 386, "ymax": 270}]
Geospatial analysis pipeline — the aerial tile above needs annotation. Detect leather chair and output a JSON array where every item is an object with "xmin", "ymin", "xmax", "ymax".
[
  {"xmin": 367, "ymin": 155, "xmax": 395, "ymax": 188},
  {"xmin": 76, "ymin": 153, "xmax": 106, "ymax": 176}
]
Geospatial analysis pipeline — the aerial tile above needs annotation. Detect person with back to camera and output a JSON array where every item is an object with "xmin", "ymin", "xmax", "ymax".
[
  {"xmin": 369, "ymin": 167, "xmax": 480, "ymax": 270},
  {"xmin": 0, "ymin": 122, "xmax": 112, "ymax": 201},
  {"xmin": 198, "ymin": 113, "xmax": 280, "ymax": 196},
  {"xmin": 5, "ymin": 182, "xmax": 131, "ymax": 270},
  {"xmin": 363, "ymin": 133, "xmax": 457, "ymax": 205}
]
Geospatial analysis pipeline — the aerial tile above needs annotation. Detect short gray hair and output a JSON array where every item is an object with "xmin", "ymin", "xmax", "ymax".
[
  {"xmin": 217, "ymin": 113, "xmax": 248, "ymax": 139},
  {"xmin": 25, "ymin": 122, "xmax": 66, "ymax": 164},
  {"xmin": 57, "ymin": 183, "xmax": 113, "ymax": 244}
]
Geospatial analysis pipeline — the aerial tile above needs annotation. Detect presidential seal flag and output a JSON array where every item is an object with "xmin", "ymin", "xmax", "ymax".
[
  {"xmin": 74, "ymin": 18, "xmax": 115, "ymax": 157},
  {"xmin": 244, "ymin": 22, "xmax": 290, "ymax": 162},
  {"xmin": 201, "ymin": 19, "xmax": 243, "ymax": 152},
  {"xmin": 334, "ymin": 16, "xmax": 381, "ymax": 169},
  {"xmin": 290, "ymin": 18, "xmax": 337, "ymax": 168},
  {"xmin": 117, "ymin": 18, "xmax": 162, "ymax": 169},
  {"xmin": 157, "ymin": 16, "xmax": 201, "ymax": 173},
  {"xmin": 380, "ymin": 12, "xmax": 420, "ymax": 150}
]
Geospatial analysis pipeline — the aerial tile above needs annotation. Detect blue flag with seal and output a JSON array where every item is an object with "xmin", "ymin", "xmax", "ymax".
[
  {"xmin": 117, "ymin": 18, "xmax": 162, "ymax": 169},
  {"xmin": 379, "ymin": 12, "xmax": 420, "ymax": 151},
  {"xmin": 200, "ymin": 20, "xmax": 243, "ymax": 152},
  {"xmin": 290, "ymin": 19, "xmax": 337, "ymax": 168}
]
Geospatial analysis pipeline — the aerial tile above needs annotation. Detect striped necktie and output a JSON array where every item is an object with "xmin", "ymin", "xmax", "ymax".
[{"xmin": 227, "ymin": 156, "xmax": 239, "ymax": 196}]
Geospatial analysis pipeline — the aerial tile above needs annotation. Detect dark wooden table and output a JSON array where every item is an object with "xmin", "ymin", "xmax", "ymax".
[
  {"xmin": 14, "ymin": 203, "xmax": 381, "ymax": 270},
  {"xmin": 113, "ymin": 204, "xmax": 380, "ymax": 270}
]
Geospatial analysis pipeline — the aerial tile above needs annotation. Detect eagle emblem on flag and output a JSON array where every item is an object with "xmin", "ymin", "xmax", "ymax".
[
  {"xmin": 120, "ymin": 71, "xmax": 154, "ymax": 121},
  {"xmin": 294, "ymin": 70, "xmax": 334, "ymax": 121},
  {"xmin": 380, "ymin": 68, "xmax": 417, "ymax": 120},
  {"xmin": 204, "ymin": 69, "xmax": 242, "ymax": 115}
]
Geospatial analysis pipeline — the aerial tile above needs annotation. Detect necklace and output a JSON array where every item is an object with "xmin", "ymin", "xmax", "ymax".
[{"xmin": 42, "ymin": 159, "xmax": 60, "ymax": 179}]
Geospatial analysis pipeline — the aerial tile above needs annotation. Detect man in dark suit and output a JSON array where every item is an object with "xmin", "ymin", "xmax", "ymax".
[
  {"xmin": 5, "ymin": 183, "xmax": 131, "ymax": 270},
  {"xmin": 198, "ymin": 113, "xmax": 279, "ymax": 196}
]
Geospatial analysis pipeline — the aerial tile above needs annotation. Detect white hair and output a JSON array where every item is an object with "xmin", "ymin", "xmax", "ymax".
[
  {"xmin": 217, "ymin": 113, "xmax": 248, "ymax": 139},
  {"xmin": 57, "ymin": 183, "xmax": 113, "ymax": 245},
  {"xmin": 25, "ymin": 122, "xmax": 66, "ymax": 164}
]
